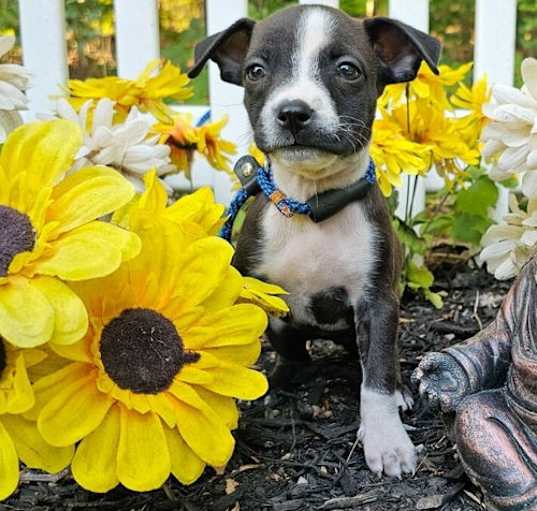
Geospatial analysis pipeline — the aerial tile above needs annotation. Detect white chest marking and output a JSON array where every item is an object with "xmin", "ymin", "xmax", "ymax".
[{"xmin": 258, "ymin": 200, "xmax": 376, "ymax": 327}]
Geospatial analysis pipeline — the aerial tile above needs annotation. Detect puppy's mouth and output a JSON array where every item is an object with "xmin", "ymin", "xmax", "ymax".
[{"xmin": 272, "ymin": 144, "xmax": 335, "ymax": 162}]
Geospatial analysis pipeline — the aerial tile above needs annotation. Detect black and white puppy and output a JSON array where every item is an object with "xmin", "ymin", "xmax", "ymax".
[{"xmin": 189, "ymin": 5, "xmax": 440, "ymax": 478}]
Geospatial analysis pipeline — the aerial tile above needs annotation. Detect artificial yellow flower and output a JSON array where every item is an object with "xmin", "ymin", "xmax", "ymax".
[
  {"xmin": 113, "ymin": 170, "xmax": 224, "ymax": 236},
  {"xmin": 196, "ymin": 115, "xmax": 237, "ymax": 173},
  {"xmin": 380, "ymin": 61, "xmax": 473, "ymax": 109},
  {"xmin": 370, "ymin": 117, "xmax": 430, "ymax": 197},
  {"xmin": 0, "ymin": 340, "xmax": 73, "ymax": 500},
  {"xmin": 153, "ymin": 113, "xmax": 200, "ymax": 177},
  {"xmin": 66, "ymin": 60, "xmax": 192, "ymax": 122},
  {"xmin": 385, "ymin": 99, "xmax": 479, "ymax": 182},
  {"xmin": 451, "ymin": 74, "xmax": 491, "ymax": 148},
  {"xmin": 115, "ymin": 170, "xmax": 289, "ymax": 316},
  {"xmin": 153, "ymin": 114, "xmax": 237, "ymax": 179},
  {"xmin": 0, "ymin": 120, "xmax": 140, "ymax": 348},
  {"xmin": 30, "ymin": 220, "xmax": 268, "ymax": 493}
]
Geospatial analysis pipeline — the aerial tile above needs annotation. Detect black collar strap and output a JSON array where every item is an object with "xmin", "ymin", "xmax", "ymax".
[{"xmin": 233, "ymin": 155, "xmax": 375, "ymax": 224}]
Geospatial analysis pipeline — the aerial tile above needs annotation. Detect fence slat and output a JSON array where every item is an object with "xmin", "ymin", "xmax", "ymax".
[
  {"xmin": 18, "ymin": 0, "xmax": 68, "ymax": 115},
  {"xmin": 114, "ymin": 0, "xmax": 160, "ymax": 79},
  {"xmin": 206, "ymin": 0, "xmax": 249, "ymax": 204},
  {"xmin": 389, "ymin": 0, "xmax": 429, "ymax": 221},
  {"xmin": 299, "ymin": 0, "xmax": 339, "ymax": 7},
  {"xmin": 475, "ymin": 0, "xmax": 517, "ymax": 221}
]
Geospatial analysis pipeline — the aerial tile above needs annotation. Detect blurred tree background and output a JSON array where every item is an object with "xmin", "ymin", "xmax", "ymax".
[{"xmin": 0, "ymin": 0, "xmax": 535, "ymax": 104}]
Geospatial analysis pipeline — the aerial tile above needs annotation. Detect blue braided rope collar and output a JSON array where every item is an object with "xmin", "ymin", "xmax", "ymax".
[{"xmin": 220, "ymin": 157, "xmax": 376, "ymax": 241}]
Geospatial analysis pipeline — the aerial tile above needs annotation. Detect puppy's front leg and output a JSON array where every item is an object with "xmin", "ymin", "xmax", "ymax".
[{"xmin": 357, "ymin": 294, "xmax": 417, "ymax": 478}]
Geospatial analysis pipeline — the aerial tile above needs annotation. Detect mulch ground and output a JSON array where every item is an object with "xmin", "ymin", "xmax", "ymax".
[{"xmin": 1, "ymin": 261, "xmax": 511, "ymax": 511}]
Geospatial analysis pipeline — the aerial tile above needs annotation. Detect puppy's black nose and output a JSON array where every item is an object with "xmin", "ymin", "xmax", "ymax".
[{"xmin": 276, "ymin": 100, "xmax": 313, "ymax": 135}]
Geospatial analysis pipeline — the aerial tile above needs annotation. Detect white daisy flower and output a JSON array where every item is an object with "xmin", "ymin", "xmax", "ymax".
[
  {"xmin": 0, "ymin": 35, "xmax": 31, "ymax": 142},
  {"xmin": 481, "ymin": 58, "xmax": 537, "ymax": 198},
  {"xmin": 0, "ymin": 35, "xmax": 30, "ymax": 111},
  {"xmin": 53, "ymin": 98, "xmax": 176, "ymax": 192},
  {"xmin": 480, "ymin": 194, "xmax": 537, "ymax": 279}
]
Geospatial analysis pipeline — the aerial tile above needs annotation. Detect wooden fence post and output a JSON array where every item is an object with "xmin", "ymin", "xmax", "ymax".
[
  {"xmin": 18, "ymin": 0, "xmax": 68, "ymax": 115},
  {"xmin": 475, "ymin": 0, "xmax": 517, "ymax": 221},
  {"xmin": 389, "ymin": 0, "xmax": 429, "ymax": 221}
]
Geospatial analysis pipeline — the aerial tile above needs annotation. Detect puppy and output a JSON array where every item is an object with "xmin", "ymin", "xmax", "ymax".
[{"xmin": 189, "ymin": 4, "xmax": 440, "ymax": 478}]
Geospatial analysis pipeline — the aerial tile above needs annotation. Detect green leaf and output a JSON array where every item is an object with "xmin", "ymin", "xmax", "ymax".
[
  {"xmin": 407, "ymin": 261, "xmax": 434, "ymax": 289},
  {"xmin": 452, "ymin": 213, "xmax": 491, "ymax": 245},
  {"xmin": 455, "ymin": 175, "xmax": 498, "ymax": 217},
  {"xmin": 425, "ymin": 214, "xmax": 454, "ymax": 236},
  {"xmin": 425, "ymin": 290, "xmax": 444, "ymax": 309}
]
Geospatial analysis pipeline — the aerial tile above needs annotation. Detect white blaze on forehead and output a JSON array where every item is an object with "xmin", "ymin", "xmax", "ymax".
[{"xmin": 261, "ymin": 8, "xmax": 339, "ymax": 139}]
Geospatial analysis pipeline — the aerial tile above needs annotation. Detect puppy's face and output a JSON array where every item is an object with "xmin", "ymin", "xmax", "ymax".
[
  {"xmin": 189, "ymin": 6, "xmax": 440, "ymax": 177},
  {"xmin": 243, "ymin": 7, "xmax": 378, "ymax": 167}
]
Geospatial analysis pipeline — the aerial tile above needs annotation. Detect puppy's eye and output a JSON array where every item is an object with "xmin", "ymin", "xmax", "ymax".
[
  {"xmin": 337, "ymin": 62, "xmax": 361, "ymax": 81},
  {"xmin": 246, "ymin": 64, "xmax": 266, "ymax": 82}
]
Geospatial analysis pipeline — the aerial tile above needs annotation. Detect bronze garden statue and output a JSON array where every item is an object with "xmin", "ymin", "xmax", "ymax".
[{"xmin": 414, "ymin": 257, "xmax": 537, "ymax": 511}]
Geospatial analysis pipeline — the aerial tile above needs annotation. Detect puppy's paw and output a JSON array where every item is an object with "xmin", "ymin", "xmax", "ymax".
[
  {"xmin": 358, "ymin": 418, "xmax": 417, "ymax": 478},
  {"xmin": 359, "ymin": 387, "xmax": 417, "ymax": 478}
]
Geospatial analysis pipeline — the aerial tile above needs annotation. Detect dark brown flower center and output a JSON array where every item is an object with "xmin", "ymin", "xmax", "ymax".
[
  {"xmin": 0, "ymin": 205, "xmax": 35, "ymax": 277},
  {"xmin": 0, "ymin": 339, "xmax": 6, "ymax": 378},
  {"xmin": 100, "ymin": 308, "xmax": 199, "ymax": 394}
]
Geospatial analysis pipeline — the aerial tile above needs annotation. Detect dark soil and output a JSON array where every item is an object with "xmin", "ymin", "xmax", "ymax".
[{"xmin": 2, "ymin": 263, "xmax": 511, "ymax": 511}]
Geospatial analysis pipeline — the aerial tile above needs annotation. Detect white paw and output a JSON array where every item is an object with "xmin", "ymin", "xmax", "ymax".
[{"xmin": 359, "ymin": 387, "xmax": 417, "ymax": 478}]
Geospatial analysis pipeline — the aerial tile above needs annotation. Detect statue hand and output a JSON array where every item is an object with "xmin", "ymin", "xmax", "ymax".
[{"xmin": 412, "ymin": 352, "xmax": 471, "ymax": 413}]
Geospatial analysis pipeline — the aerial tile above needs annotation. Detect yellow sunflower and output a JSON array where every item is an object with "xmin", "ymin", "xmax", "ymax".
[
  {"xmin": 66, "ymin": 60, "xmax": 192, "ymax": 123},
  {"xmin": 0, "ymin": 339, "xmax": 73, "ymax": 500},
  {"xmin": 31, "ymin": 219, "xmax": 269, "ymax": 493},
  {"xmin": 0, "ymin": 120, "xmax": 140, "ymax": 348},
  {"xmin": 114, "ymin": 170, "xmax": 289, "ymax": 316}
]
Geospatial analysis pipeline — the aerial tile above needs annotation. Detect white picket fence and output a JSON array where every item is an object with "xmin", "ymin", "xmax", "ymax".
[{"xmin": 17, "ymin": 0, "xmax": 517, "ymax": 213}]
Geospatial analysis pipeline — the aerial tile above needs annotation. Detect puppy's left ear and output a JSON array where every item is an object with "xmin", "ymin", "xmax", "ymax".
[
  {"xmin": 188, "ymin": 18, "xmax": 256, "ymax": 86},
  {"xmin": 364, "ymin": 17, "xmax": 441, "ymax": 85}
]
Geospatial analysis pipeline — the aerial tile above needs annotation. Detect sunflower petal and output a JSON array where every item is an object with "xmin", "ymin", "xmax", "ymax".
[
  {"xmin": 38, "ymin": 371, "xmax": 113, "ymax": 446},
  {"xmin": 1, "ymin": 414, "xmax": 74, "ymax": 474},
  {"xmin": 201, "ymin": 362, "xmax": 268, "ymax": 400},
  {"xmin": 192, "ymin": 386, "xmax": 239, "ymax": 430},
  {"xmin": 71, "ymin": 404, "xmax": 120, "ymax": 493},
  {"xmin": 0, "ymin": 276, "xmax": 54, "ymax": 347},
  {"xmin": 0, "ymin": 419, "xmax": 19, "ymax": 500},
  {"xmin": 1, "ymin": 120, "xmax": 81, "ymax": 212},
  {"xmin": 34, "ymin": 222, "xmax": 141, "ymax": 281},
  {"xmin": 47, "ymin": 166, "xmax": 136, "ymax": 234},
  {"xmin": 170, "ymin": 382, "xmax": 235, "ymax": 467},
  {"xmin": 117, "ymin": 408, "xmax": 171, "ymax": 492},
  {"xmin": 184, "ymin": 304, "xmax": 267, "ymax": 349},
  {"xmin": 172, "ymin": 237, "xmax": 233, "ymax": 309},
  {"xmin": 30, "ymin": 276, "xmax": 88, "ymax": 345},
  {"xmin": 164, "ymin": 425, "xmax": 205, "ymax": 485},
  {"xmin": 202, "ymin": 341, "xmax": 261, "ymax": 366},
  {"xmin": 5, "ymin": 353, "xmax": 34, "ymax": 414}
]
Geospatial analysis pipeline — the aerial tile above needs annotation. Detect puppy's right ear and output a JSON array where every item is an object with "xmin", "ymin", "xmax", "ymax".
[{"xmin": 188, "ymin": 18, "xmax": 256, "ymax": 86}]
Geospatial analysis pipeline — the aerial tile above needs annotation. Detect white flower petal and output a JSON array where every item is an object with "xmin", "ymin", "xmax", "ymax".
[
  {"xmin": 0, "ymin": 35, "xmax": 15, "ymax": 59},
  {"xmin": 92, "ymin": 98, "xmax": 115, "ymax": 133},
  {"xmin": 498, "ymin": 145, "xmax": 529, "ymax": 172},
  {"xmin": 522, "ymin": 58, "xmax": 537, "ymax": 102},
  {"xmin": 522, "ymin": 171, "xmax": 537, "ymax": 199}
]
